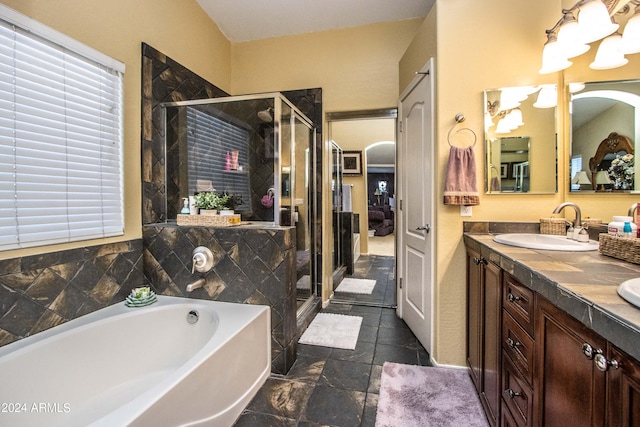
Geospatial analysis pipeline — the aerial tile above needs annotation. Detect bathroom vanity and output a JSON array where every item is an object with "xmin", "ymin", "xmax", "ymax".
[{"xmin": 464, "ymin": 223, "xmax": 640, "ymax": 427}]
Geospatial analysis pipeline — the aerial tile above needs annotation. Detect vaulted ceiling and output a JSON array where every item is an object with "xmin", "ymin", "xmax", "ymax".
[{"xmin": 196, "ymin": 0, "xmax": 434, "ymax": 42}]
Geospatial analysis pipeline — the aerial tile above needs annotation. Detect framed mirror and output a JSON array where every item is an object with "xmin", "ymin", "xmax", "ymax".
[
  {"xmin": 484, "ymin": 85, "xmax": 558, "ymax": 193},
  {"xmin": 569, "ymin": 79, "xmax": 640, "ymax": 193}
]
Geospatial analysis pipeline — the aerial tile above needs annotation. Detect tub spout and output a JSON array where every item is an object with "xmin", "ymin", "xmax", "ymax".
[
  {"xmin": 186, "ymin": 278, "xmax": 206, "ymax": 292},
  {"xmin": 552, "ymin": 202, "xmax": 582, "ymax": 228}
]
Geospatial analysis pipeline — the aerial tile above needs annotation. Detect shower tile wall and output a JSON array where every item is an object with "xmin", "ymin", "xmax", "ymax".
[
  {"xmin": 141, "ymin": 42, "xmax": 323, "ymax": 227},
  {"xmin": 141, "ymin": 43, "xmax": 230, "ymax": 225},
  {"xmin": 143, "ymin": 224, "xmax": 297, "ymax": 374},
  {"xmin": 0, "ymin": 240, "xmax": 144, "ymax": 347}
]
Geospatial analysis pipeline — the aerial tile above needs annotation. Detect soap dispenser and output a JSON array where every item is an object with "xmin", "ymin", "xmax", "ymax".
[{"xmin": 180, "ymin": 198, "xmax": 190, "ymax": 214}]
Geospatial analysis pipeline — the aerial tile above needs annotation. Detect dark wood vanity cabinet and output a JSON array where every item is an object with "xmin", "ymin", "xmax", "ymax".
[
  {"xmin": 466, "ymin": 248, "xmax": 501, "ymax": 426},
  {"xmin": 466, "ymin": 245, "xmax": 640, "ymax": 427},
  {"xmin": 501, "ymin": 274, "xmax": 535, "ymax": 427},
  {"xmin": 607, "ymin": 344, "xmax": 640, "ymax": 427},
  {"xmin": 534, "ymin": 296, "xmax": 607, "ymax": 427}
]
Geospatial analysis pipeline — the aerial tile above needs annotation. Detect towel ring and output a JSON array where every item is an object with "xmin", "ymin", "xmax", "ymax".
[{"xmin": 447, "ymin": 113, "xmax": 477, "ymax": 148}]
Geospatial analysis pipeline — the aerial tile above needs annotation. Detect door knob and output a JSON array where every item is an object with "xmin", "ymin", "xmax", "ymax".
[{"xmin": 416, "ymin": 224, "xmax": 431, "ymax": 232}]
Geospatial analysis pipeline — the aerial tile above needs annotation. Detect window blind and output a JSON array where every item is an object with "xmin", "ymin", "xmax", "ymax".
[
  {"xmin": 0, "ymin": 6, "xmax": 125, "ymax": 250},
  {"xmin": 186, "ymin": 108, "xmax": 251, "ymax": 211}
]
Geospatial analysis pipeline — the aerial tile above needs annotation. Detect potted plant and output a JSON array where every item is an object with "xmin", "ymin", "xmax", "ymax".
[
  {"xmin": 216, "ymin": 192, "xmax": 242, "ymax": 215},
  {"xmin": 193, "ymin": 192, "xmax": 220, "ymax": 215}
]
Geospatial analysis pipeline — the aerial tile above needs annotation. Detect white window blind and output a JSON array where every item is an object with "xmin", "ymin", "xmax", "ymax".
[{"xmin": 0, "ymin": 6, "xmax": 125, "ymax": 250}]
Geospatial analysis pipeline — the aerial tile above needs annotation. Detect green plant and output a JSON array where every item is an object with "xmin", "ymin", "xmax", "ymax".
[
  {"xmin": 193, "ymin": 192, "xmax": 220, "ymax": 210},
  {"xmin": 217, "ymin": 192, "xmax": 242, "ymax": 210},
  {"xmin": 215, "ymin": 194, "xmax": 232, "ymax": 210}
]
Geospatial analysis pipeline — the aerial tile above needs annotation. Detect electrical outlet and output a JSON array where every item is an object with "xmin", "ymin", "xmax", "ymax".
[{"xmin": 460, "ymin": 205, "xmax": 473, "ymax": 217}]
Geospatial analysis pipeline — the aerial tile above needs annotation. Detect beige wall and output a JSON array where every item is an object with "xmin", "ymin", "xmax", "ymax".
[
  {"xmin": 400, "ymin": 0, "xmax": 640, "ymax": 366},
  {"xmin": 0, "ymin": 0, "xmax": 231, "ymax": 260}
]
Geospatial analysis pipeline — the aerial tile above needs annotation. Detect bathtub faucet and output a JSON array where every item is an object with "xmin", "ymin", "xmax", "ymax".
[{"xmin": 186, "ymin": 278, "xmax": 206, "ymax": 292}]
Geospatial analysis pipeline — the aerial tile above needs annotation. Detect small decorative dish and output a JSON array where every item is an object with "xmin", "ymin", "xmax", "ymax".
[{"xmin": 125, "ymin": 287, "xmax": 157, "ymax": 307}]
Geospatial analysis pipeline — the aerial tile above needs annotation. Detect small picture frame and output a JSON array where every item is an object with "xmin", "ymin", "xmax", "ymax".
[
  {"xmin": 343, "ymin": 151, "xmax": 363, "ymax": 175},
  {"xmin": 500, "ymin": 163, "xmax": 508, "ymax": 179}
]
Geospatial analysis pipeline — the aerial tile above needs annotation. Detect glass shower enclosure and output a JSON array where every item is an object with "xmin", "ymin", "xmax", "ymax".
[{"xmin": 161, "ymin": 93, "xmax": 318, "ymax": 310}]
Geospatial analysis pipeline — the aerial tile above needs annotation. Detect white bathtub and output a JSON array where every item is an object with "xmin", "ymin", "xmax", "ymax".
[{"xmin": 0, "ymin": 296, "xmax": 271, "ymax": 427}]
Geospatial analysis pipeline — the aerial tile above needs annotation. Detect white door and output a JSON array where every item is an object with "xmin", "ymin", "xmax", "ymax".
[{"xmin": 397, "ymin": 59, "xmax": 434, "ymax": 354}]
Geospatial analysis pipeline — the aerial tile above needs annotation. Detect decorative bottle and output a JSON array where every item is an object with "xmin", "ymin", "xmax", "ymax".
[
  {"xmin": 225, "ymin": 152, "xmax": 232, "ymax": 171},
  {"xmin": 180, "ymin": 198, "xmax": 190, "ymax": 214}
]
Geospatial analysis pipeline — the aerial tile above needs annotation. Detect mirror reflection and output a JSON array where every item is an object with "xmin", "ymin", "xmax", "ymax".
[
  {"xmin": 570, "ymin": 79, "xmax": 640, "ymax": 193},
  {"xmin": 484, "ymin": 85, "xmax": 558, "ymax": 193}
]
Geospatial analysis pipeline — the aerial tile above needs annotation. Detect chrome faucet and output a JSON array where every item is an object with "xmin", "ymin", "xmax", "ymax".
[
  {"xmin": 186, "ymin": 246, "xmax": 214, "ymax": 293},
  {"xmin": 629, "ymin": 203, "xmax": 639, "ymax": 220},
  {"xmin": 552, "ymin": 202, "xmax": 582, "ymax": 228}
]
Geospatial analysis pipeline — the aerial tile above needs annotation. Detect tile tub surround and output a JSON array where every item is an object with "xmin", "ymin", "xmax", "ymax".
[
  {"xmin": 464, "ymin": 231, "xmax": 640, "ymax": 362},
  {"xmin": 143, "ymin": 223, "xmax": 298, "ymax": 374},
  {"xmin": 0, "ymin": 240, "xmax": 144, "ymax": 347}
]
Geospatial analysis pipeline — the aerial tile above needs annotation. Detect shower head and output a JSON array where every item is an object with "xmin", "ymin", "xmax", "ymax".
[{"xmin": 257, "ymin": 107, "xmax": 273, "ymax": 122}]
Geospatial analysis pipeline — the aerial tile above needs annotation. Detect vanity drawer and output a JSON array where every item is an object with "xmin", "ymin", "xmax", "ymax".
[
  {"xmin": 502, "ymin": 351, "xmax": 533, "ymax": 427},
  {"xmin": 502, "ymin": 311, "xmax": 534, "ymax": 386},
  {"xmin": 503, "ymin": 274, "xmax": 534, "ymax": 337}
]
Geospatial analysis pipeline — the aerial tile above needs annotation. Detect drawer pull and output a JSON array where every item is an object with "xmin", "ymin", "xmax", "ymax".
[
  {"xmin": 506, "ymin": 337, "xmax": 522, "ymax": 349},
  {"xmin": 582, "ymin": 343, "xmax": 594, "ymax": 360},
  {"xmin": 472, "ymin": 257, "xmax": 487, "ymax": 265},
  {"xmin": 594, "ymin": 353, "xmax": 619, "ymax": 372},
  {"xmin": 506, "ymin": 388, "xmax": 522, "ymax": 399},
  {"xmin": 507, "ymin": 293, "xmax": 521, "ymax": 303}
]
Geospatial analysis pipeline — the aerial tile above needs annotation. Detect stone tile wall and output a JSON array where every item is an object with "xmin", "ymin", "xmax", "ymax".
[
  {"xmin": 140, "ymin": 44, "xmax": 324, "ymax": 374},
  {"xmin": 0, "ymin": 240, "xmax": 144, "ymax": 347},
  {"xmin": 143, "ymin": 224, "xmax": 297, "ymax": 374}
]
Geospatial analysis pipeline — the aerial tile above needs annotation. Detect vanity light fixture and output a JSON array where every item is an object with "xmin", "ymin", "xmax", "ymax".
[
  {"xmin": 621, "ymin": 2, "xmax": 640, "ymax": 53},
  {"xmin": 495, "ymin": 109, "xmax": 525, "ymax": 134},
  {"xmin": 590, "ymin": 31, "xmax": 629, "ymax": 69},
  {"xmin": 533, "ymin": 85, "xmax": 558, "ymax": 108},
  {"xmin": 540, "ymin": 0, "xmax": 639, "ymax": 74}
]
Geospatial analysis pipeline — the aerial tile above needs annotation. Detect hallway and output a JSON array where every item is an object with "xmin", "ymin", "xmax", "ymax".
[{"xmin": 234, "ymin": 255, "xmax": 430, "ymax": 426}]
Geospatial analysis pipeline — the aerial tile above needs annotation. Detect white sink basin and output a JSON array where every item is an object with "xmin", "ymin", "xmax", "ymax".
[
  {"xmin": 493, "ymin": 233, "xmax": 599, "ymax": 251},
  {"xmin": 618, "ymin": 278, "xmax": 640, "ymax": 308}
]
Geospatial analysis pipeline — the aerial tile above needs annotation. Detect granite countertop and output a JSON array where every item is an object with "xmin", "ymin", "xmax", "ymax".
[{"xmin": 464, "ymin": 226, "xmax": 640, "ymax": 362}]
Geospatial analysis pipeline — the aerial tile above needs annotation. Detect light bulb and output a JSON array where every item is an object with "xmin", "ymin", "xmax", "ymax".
[
  {"xmin": 621, "ymin": 10, "xmax": 640, "ymax": 54},
  {"xmin": 590, "ymin": 32, "xmax": 628, "ymax": 70},
  {"xmin": 556, "ymin": 12, "xmax": 590, "ymax": 58},
  {"xmin": 534, "ymin": 85, "xmax": 557, "ymax": 108},
  {"xmin": 577, "ymin": 0, "xmax": 619, "ymax": 43},
  {"xmin": 539, "ymin": 33, "xmax": 572, "ymax": 74}
]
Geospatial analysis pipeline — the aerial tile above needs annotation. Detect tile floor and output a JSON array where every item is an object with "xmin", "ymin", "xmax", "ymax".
[{"xmin": 234, "ymin": 255, "xmax": 431, "ymax": 426}]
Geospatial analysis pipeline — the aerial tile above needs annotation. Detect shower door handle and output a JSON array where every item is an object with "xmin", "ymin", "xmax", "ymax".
[{"xmin": 416, "ymin": 224, "xmax": 431, "ymax": 233}]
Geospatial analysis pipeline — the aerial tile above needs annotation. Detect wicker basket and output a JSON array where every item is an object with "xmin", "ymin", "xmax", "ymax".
[
  {"xmin": 599, "ymin": 234, "xmax": 640, "ymax": 265},
  {"xmin": 176, "ymin": 214, "xmax": 241, "ymax": 227},
  {"xmin": 540, "ymin": 218, "xmax": 567, "ymax": 236},
  {"xmin": 582, "ymin": 218, "xmax": 603, "ymax": 227}
]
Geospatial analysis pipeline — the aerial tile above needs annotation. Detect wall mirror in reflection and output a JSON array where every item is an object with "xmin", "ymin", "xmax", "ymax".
[
  {"xmin": 570, "ymin": 79, "xmax": 640, "ymax": 193},
  {"xmin": 484, "ymin": 85, "xmax": 557, "ymax": 194}
]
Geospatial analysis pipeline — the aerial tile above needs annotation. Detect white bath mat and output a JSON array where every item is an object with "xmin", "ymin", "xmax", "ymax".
[
  {"xmin": 297, "ymin": 275, "xmax": 311, "ymax": 290},
  {"xmin": 298, "ymin": 313, "xmax": 363, "ymax": 350},
  {"xmin": 335, "ymin": 278, "xmax": 376, "ymax": 294}
]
